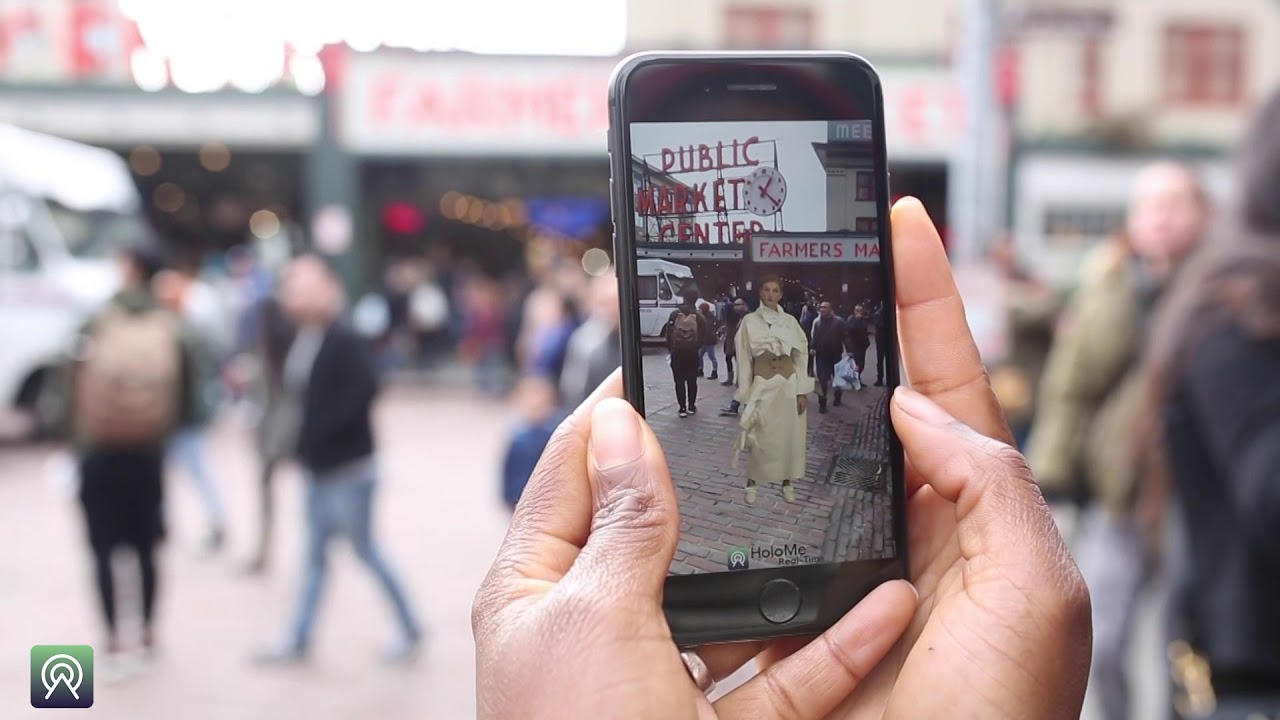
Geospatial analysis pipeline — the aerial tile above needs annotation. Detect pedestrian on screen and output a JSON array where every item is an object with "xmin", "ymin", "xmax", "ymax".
[
  {"xmin": 665, "ymin": 290, "xmax": 711, "ymax": 419},
  {"xmin": 810, "ymin": 301, "xmax": 847, "ymax": 413},
  {"xmin": 697, "ymin": 301, "xmax": 720, "ymax": 380}
]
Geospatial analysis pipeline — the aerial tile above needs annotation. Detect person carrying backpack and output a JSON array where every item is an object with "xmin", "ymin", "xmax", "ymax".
[
  {"xmin": 665, "ymin": 290, "xmax": 711, "ymax": 418},
  {"xmin": 68, "ymin": 245, "xmax": 199, "ymax": 661}
]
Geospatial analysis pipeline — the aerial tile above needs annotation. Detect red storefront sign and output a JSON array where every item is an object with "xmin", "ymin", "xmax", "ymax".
[{"xmin": 343, "ymin": 53, "xmax": 613, "ymax": 155}]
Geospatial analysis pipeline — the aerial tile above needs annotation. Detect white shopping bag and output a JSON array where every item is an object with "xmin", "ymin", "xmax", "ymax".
[{"xmin": 834, "ymin": 356, "xmax": 859, "ymax": 391}]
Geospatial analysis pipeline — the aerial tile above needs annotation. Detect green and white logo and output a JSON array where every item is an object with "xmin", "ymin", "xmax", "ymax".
[{"xmin": 30, "ymin": 645, "xmax": 93, "ymax": 709}]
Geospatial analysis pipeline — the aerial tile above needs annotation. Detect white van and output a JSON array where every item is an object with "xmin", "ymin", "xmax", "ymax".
[
  {"xmin": 636, "ymin": 258, "xmax": 698, "ymax": 339},
  {"xmin": 0, "ymin": 124, "xmax": 146, "ymax": 436}
]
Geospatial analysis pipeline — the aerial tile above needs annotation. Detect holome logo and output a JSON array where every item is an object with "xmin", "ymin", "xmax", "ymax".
[{"xmin": 30, "ymin": 645, "xmax": 93, "ymax": 709}]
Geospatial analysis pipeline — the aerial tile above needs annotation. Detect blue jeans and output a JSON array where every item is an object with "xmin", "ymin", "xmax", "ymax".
[
  {"xmin": 699, "ymin": 344, "xmax": 718, "ymax": 374},
  {"xmin": 169, "ymin": 425, "xmax": 225, "ymax": 528},
  {"xmin": 289, "ymin": 461, "xmax": 421, "ymax": 650}
]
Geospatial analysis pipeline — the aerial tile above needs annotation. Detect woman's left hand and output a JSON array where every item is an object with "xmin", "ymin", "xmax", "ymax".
[
  {"xmin": 472, "ymin": 374, "xmax": 917, "ymax": 719},
  {"xmin": 797, "ymin": 395, "xmax": 808, "ymax": 415}
]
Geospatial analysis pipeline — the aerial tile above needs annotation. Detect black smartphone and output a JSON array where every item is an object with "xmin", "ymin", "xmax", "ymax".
[{"xmin": 607, "ymin": 52, "xmax": 907, "ymax": 645}]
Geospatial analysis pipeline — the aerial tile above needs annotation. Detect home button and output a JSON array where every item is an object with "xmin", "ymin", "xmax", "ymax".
[{"xmin": 759, "ymin": 579, "xmax": 801, "ymax": 624}]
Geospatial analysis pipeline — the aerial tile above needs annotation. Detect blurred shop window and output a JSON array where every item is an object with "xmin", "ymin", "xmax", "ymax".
[
  {"xmin": 1164, "ymin": 24, "xmax": 1246, "ymax": 106},
  {"xmin": 0, "ymin": 228, "xmax": 40, "ymax": 273},
  {"xmin": 638, "ymin": 275, "xmax": 658, "ymax": 303},
  {"xmin": 725, "ymin": 5, "xmax": 814, "ymax": 49},
  {"xmin": 658, "ymin": 274, "xmax": 674, "ymax": 302},
  {"xmin": 47, "ymin": 205, "xmax": 151, "ymax": 261},
  {"xmin": 1042, "ymin": 206, "xmax": 1125, "ymax": 248},
  {"xmin": 855, "ymin": 218, "xmax": 878, "ymax": 233}
]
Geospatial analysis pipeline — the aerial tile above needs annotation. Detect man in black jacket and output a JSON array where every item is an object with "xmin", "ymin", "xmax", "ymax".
[
  {"xmin": 810, "ymin": 301, "xmax": 847, "ymax": 413},
  {"xmin": 257, "ymin": 255, "xmax": 422, "ymax": 665}
]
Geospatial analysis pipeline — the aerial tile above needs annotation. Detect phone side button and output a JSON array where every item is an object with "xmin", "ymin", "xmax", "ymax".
[{"xmin": 759, "ymin": 579, "xmax": 801, "ymax": 624}]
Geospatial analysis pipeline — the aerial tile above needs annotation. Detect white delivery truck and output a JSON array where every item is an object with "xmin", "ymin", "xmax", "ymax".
[
  {"xmin": 635, "ymin": 258, "xmax": 698, "ymax": 340},
  {"xmin": 0, "ymin": 124, "xmax": 147, "ymax": 437}
]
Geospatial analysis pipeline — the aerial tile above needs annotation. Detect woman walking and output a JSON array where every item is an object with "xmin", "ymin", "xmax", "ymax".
[{"xmin": 733, "ymin": 276, "xmax": 813, "ymax": 505}]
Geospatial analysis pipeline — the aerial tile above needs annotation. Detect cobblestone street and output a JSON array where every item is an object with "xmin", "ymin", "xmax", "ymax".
[{"xmin": 641, "ymin": 344, "xmax": 895, "ymax": 574}]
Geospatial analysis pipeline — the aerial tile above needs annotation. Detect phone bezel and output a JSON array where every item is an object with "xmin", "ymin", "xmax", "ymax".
[{"xmin": 607, "ymin": 51, "xmax": 908, "ymax": 646}]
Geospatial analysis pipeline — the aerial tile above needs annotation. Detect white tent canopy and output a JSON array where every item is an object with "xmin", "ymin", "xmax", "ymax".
[{"xmin": 0, "ymin": 124, "xmax": 139, "ymax": 214}]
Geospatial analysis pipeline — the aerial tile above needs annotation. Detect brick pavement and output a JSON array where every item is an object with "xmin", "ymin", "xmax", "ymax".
[{"xmin": 641, "ymin": 343, "xmax": 895, "ymax": 575}]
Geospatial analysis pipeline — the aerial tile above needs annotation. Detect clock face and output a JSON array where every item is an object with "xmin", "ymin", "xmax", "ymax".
[{"xmin": 743, "ymin": 166, "xmax": 787, "ymax": 217}]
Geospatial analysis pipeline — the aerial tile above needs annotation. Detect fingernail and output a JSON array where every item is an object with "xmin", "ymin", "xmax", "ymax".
[
  {"xmin": 893, "ymin": 387, "xmax": 955, "ymax": 426},
  {"xmin": 590, "ymin": 399, "xmax": 645, "ymax": 472}
]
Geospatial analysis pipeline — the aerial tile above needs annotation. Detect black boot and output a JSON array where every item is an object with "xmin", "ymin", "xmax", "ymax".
[
  {"xmin": 818, "ymin": 395, "xmax": 828, "ymax": 414},
  {"xmin": 833, "ymin": 390, "xmax": 842, "ymax": 407},
  {"xmin": 709, "ymin": 371, "xmax": 718, "ymax": 380}
]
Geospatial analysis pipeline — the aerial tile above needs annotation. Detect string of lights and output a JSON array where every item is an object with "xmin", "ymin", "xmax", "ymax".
[{"xmin": 439, "ymin": 191, "xmax": 526, "ymax": 232}]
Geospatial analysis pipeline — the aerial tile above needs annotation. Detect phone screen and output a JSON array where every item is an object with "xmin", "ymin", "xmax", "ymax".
[{"xmin": 626, "ymin": 104, "xmax": 897, "ymax": 577}]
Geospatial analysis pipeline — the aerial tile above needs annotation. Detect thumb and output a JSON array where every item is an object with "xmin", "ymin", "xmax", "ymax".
[
  {"xmin": 890, "ymin": 387, "xmax": 1062, "ymax": 566},
  {"xmin": 565, "ymin": 398, "xmax": 679, "ymax": 601}
]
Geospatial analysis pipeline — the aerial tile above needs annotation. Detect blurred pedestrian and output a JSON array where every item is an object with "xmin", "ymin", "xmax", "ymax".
[
  {"xmin": 718, "ymin": 296, "xmax": 749, "ymax": 417},
  {"xmin": 846, "ymin": 304, "xmax": 873, "ymax": 385},
  {"xmin": 810, "ymin": 301, "xmax": 847, "ymax": 413},
  {"xmin": 154, "ymin": 264, "xmax": 230, "ymax": 551},
  {"xmin": 1027, "ymin": 161, "xmax": 1209, "ymax": 720},
  {"xmin": 1144, "ymin": 93, "xmax": 1280, "ymax": 718},
  {"xmin": 665, "ymin": 289, "xmax": 711, "ymax": 418},
  {"xmin": 241, "ymin": 296, "xmax": 297, "ymax": 575},
  {"xmin": 500, "ymin": 376, "xmax": 560, "ymax": 512},
  {"xmin": 697, "ymin": 301, "xmax": 720, "ymax": 379},
  {"xmin": 985, "ymin": 233, "xmax": 1061, "ymax": 451},
  {"xmin": 69, "ymin": 245, "xmax": 198, "ymax": 658},
  {"xmin": 559, "ymin": 271, "xmax": 621, "ymax": 410},
  {"xmin": 256, "ymin": 255, "xmax": 422, "ymax": 665},
  {"xmin": 872, "ymin": 301, "xmax": 889, "ymax": 386}
]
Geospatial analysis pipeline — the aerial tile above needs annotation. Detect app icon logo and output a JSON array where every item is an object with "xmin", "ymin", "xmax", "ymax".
[
  {"xmin": 30, "ymin": 645, "xmax": 93, "ymax": 709},
  {"xmin": 727, "ymin": 546, "xmax": 750, "ymax": 571}
]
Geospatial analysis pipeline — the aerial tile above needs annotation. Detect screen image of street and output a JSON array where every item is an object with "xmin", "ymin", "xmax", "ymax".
[{"xmin": 630, "ymin": 120, "xmax": 896, "ymax": 575}]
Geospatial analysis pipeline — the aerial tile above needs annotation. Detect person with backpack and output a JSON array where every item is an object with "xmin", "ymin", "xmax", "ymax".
[
  {"xmin": 665, "ymin": 290, "xmax": 711, "ymax": 418},
  {"xmin": 69, "ymin": 245, "xmax": 198, "ymax": 659}
]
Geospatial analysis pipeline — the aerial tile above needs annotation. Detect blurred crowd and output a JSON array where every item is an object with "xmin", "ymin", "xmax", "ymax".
[{"xmin": 13, "ymin": 80, "xmax": 1280, "ymax": 720}]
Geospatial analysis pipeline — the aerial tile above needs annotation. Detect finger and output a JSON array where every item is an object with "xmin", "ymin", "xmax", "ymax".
[
  {"xmin": 696, "ymin": 642, "xmax": 763, "ymax": 681},
  {"xmin": 563, "ymin": 397, "xmax": 680, "ymax": 601},
  {"xmin": 714, "ymin": 580, "xmax": 917, "ymax": 719},
  {"xmin": 891, "ymin": 387, "xmax": 1054, "ymax": 563},
  {"xmin": 890, "ymin": 198, "xmax": 1012, "ymax": 449},
  {"xmin": 482, "ymin": 371, "xmax": 625, "ymax": 589}
]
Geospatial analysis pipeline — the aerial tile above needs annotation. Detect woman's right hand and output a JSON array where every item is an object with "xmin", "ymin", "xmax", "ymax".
[{"xmin": 699, "ymin": 198, "xmax": 1092, "ymax": 719}]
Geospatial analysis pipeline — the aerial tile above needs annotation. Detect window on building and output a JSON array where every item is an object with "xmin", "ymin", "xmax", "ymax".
[
  {"xmin": 1042, "ymin": 206, "xmax": 1126, "ymax": 247},
  {"xmin": 637, "ymin": 275, "xmax": 658, "ymax": 302},
  {"xmin": 855, "ymin": 218, "xmax": 878, "ymax": 233},
  {"xmin": 1080, "ymin": 38, "xmax": 1103, "ymax": 117},
  {"xmin": 855, "ymin": 172, "xmax": 874, "ymax": 202},
  {"xmin": 725, "ymin": 5, "xmax": 814, "ymax": 49},
  {"xmin": 1164, "ymin": 24, "xmax": 1245, "ymax": 105}
]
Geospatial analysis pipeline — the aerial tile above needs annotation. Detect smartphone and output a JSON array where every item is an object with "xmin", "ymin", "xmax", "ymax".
[{"xmin": 607, "ymin": 52, "xmax": 907, "ymax": 645}]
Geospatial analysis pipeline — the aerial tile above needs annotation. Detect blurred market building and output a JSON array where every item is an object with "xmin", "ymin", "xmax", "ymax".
[{"xmin": 0, "ymin": 0, "xmax": 1276, "ymax": 294}]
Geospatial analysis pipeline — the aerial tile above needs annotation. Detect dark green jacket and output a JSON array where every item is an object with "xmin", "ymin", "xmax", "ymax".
[{"xmin": 1026, "ymin": 241, "xmax": 1151, "ymax": 516}]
